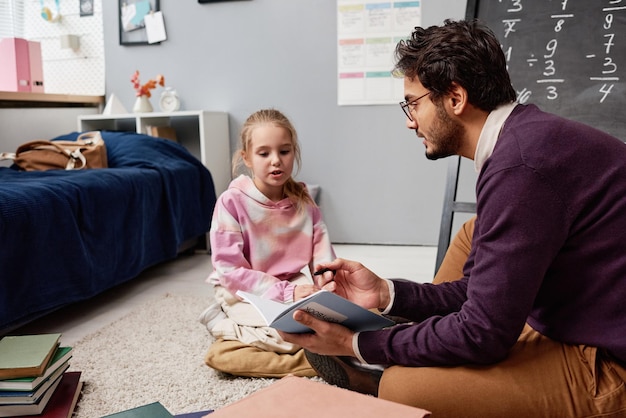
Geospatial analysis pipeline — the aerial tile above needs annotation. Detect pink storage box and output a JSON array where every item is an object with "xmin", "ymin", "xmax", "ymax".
[
  {"xmin": 0, "ymin": 37, "xmax": 44, "ymax": 93},
  {"xmin": 28, "ymin": 41, "xmax": 44, "ymax": 93}
]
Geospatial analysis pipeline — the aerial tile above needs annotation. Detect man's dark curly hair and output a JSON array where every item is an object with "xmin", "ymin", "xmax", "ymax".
[{"xmin": 394, "ymin": 19, "xmax": 516, "ymax": 111}]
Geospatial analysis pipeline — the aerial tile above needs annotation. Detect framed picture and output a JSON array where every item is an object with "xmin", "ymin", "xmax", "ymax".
[
  {"xmin": 119, "ymin": 0, "xmax": 160, "ymax": 45},
  {"xmin": 80, "ymin": 0, "xmax": 94, "ymax": 16}
]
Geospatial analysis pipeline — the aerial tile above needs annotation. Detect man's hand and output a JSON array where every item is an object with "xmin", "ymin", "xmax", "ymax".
[
  {"xmin": 278, "ymin": 309, "xmax": 356, "ymax": 356},
  {"xmin": 313, "ymin": 258, "xmax": 390, "ymax": 310}
]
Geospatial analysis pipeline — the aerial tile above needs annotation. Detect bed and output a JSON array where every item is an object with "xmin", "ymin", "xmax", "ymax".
[{"xmin": 0, "ymin": 130, "xmax": 217, "ymax": 334}]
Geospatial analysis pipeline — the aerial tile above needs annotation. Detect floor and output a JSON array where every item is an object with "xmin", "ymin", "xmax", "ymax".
[{"xmin": 14, "ymin": 245, "xmax": 437, "ymax": 346}]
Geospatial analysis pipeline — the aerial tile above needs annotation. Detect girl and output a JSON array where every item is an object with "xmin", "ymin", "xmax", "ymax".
[{"xmin": 199, "ymin": 109, "xmax": 335, "ymax": 377}]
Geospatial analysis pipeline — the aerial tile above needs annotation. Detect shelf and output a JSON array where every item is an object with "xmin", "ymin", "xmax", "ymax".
[
  {"xmin": 0, "ymin": 92, "xmax": 104, "ymax": 108},
  {"xmin": 79, "ymin": 110, "xmax": 205, "ymax": 119},
  {"xmin": 78, "ymin": 110, "xmax": 232, "ymax": 197}
]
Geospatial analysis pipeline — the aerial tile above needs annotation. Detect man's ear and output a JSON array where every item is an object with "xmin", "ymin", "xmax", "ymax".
[{"xmin": 447, "ymin": 82, "xmax": 468, "ymax": 115}]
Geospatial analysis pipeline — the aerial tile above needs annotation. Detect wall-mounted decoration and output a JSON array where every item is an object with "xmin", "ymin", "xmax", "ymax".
[
  {"xmin": 144, "ymin": 11, "xmax": 167, "ymax": 44},
  {"xmin": 119, "ymin": 0, "xmax": 160, "ymax": 46},
  {"xmin": 198, "ymin": 0, "xmax": 250, "ymax": 3},
  {"xmin": 40, "ymin": 0, "xmax": 62, "ymax": 22},
  {"xmin": 336, "ymin": 0, "xmax": 421, "ymax": 106},
  {"xmin": 80, "ymin": 0, "xmax": 94, "ymax": 16}
]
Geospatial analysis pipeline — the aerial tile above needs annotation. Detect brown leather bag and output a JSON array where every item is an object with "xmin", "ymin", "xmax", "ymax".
[{"xmin": 0, "ymin": 131, "xmax": 108, "ymax": 171}]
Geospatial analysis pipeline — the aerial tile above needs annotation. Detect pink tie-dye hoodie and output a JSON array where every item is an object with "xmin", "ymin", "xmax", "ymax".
[{"xmin": 207, "ymin": 175, "xmax": 336, "ymax": 303}]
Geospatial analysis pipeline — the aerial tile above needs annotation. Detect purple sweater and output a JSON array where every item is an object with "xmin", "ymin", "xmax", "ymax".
[{"xmin": 359, "ymin": 104, "xmax": 626, "ymax": 366}]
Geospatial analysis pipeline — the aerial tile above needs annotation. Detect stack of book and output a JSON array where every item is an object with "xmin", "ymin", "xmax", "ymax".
[
  {"xmin": 0, "ymin": 333, "xmax": 83, "ymax": 418},
  {"xmin": 145, "ymin": 125, "xmax": 178, "ymax": 142}
]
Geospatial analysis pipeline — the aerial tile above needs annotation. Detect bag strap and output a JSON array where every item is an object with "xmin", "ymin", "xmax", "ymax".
[
  {"xmin": 67, "ymin": 148, "xmax": 87, "ymax": 169},
  {"xmin": 76, "ymin": 131, "xmax": 103, "ymax": 145},
  {"xmin": 0, "ymin": 152, "xmax": 16, "ymax": 162},
  {"xmin": 16, "ymin": 140, "xmax": 68, "ymax": 154}
]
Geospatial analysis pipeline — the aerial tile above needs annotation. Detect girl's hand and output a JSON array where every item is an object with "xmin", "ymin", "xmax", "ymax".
[{"xmin": 294, "ymin": 284, "xmax": 319, "ymax": 301}]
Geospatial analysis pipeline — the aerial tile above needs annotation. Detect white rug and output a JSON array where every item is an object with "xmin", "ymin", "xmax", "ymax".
[{"xmin": 68, "ymin": 293, "xmax": 277, "ymax": 417}]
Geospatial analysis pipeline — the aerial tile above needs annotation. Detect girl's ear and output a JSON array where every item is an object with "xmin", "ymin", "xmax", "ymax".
[{"xmin": 242, "ymin": 150, "xmax": 252, "ymax": 168}]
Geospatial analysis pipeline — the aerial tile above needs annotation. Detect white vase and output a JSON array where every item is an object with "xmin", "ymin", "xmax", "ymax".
[{"xmin": 132, "ymin": 95, "xmax": 153, "ymax": 113}]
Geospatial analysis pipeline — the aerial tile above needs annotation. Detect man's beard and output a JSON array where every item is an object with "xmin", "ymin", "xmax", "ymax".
[{"xmin": 424, "ymin": 104, "xmax": 464, "ymax": 161}]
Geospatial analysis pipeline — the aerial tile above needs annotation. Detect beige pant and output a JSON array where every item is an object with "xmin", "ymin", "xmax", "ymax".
[
  {"xmin": 433, "ymin": 215, "xmax": 475, "ymax": 284},
  {"xmin": 202, "ymin": 276, "xmax": 317, "ymax": 377},
  {"xmin": 204, "ymin": 338, "xmax": 316, "ymax": 378},
  {"xmin": 207, "ymin": 274, "xmax": 311, "ymax": 354},
  {"xmin": 379, "ymin": 324, "xmax": 626, "ymax": 417},
  {"xmin": 381, "ymin": 216, "xmax": 626, "ymax": 416}
]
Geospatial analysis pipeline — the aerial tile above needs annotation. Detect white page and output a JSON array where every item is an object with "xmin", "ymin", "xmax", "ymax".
[
  {"xmin": 145, "ymin": 11, "xmax": 167, "ymax": 44},
  {"xmin": 237, "ymin": 290, "xmax": 395, "ymax": 333},
  {"xmin": 236, "ymin": 291, "xmax": 291, "ymax": 325},
  {"xmin": 236, "ymin": 290, "xmax": 325, "ymax": 325}
]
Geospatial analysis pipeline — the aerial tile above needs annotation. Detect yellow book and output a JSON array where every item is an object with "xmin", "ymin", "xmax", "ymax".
[
  {"xmin": 0, "ymin": 334, "xmax": 61, "ymax": 380},
  {"xmin": 149, "ymin": 126, "xmax": 178, "ymax": 142}
]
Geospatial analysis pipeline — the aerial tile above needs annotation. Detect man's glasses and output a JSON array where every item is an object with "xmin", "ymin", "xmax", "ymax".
[{"xmin": 399, "ymin": 91, "xmax": 430, "ymax": 121}]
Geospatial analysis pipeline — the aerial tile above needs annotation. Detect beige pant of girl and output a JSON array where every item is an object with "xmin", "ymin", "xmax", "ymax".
[
  {"xmin": 207, "ymin": 285, "xmax": 299, "ymax": 354},
  {"xmin": 201, "ymin": 275, "xmax": 315, "ymax": 377},
  {"xmin": 205, "ymin": 273, "xmax": 312, "ymax": 353}
]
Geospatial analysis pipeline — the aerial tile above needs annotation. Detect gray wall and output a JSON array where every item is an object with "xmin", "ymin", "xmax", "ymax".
[{"xmin": 102, "ymin": 0, "xmax": 473, "ymax": 245}]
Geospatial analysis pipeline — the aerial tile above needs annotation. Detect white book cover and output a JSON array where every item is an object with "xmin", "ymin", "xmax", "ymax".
[{"xmin": 237, "ymin": 290, "xmax": 394, "ymax": 333}]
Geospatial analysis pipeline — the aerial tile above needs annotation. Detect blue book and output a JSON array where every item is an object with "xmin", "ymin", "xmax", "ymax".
[
  {"xmin": 102, "ymin": 402, "xmax": 173, "ymax": 418},
  {"xmin": 0, "ymin": 373, "xmax": 64, "ymax": 417},
  {"xmin": 174, "ymin": 410, "xmax": 213, "ymax": 417},
  {"xmin": 0, "ymin": 363, "xmax": 68, "ymax": 404},
  {"xmin": 237, "ymin": 290, "xmax": 395, "ymax": 333},
  {"xmin": 101, "ymin": 403, "xmax": 213, "ymax": 418}
]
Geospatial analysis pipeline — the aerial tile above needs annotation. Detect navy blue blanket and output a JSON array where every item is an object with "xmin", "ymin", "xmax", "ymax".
[{"xmin": 0, "ymin": 131, "xmax": 216, "ymax": 333}]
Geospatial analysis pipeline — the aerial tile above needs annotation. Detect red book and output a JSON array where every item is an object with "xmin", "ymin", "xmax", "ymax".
[{"xmin": 22, "ymin": 371, "xmax": 83, "ymax": 418}]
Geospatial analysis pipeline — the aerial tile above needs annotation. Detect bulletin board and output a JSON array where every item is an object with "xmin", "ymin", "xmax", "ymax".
[
  {"xmin": 119, "ymin": 0, "xmax": 160, "ymax": 45},
  {"xmin": 337, "ymin": 0, "xmax": 422, "ymax": 106}
]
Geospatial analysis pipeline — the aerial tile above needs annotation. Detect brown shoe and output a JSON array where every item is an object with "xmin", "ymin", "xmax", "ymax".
[{"xmin": 304, "ymin": 350, "xmax": 382, "ymax": 396}]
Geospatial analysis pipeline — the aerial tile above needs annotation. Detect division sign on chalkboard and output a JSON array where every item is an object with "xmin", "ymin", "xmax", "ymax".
[{"xmin": 466, "ymin": 0, "xmax": 626, "ymax": 141}]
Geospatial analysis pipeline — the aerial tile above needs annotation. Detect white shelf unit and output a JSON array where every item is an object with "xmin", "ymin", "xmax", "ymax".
[{"xmin": 78, "ymin": 110, "xmax": 231, "ymax": 196}]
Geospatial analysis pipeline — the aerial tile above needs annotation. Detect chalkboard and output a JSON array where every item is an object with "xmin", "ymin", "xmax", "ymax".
[{"xmin": 466, "ymin": 0, "xmax": 626, "ymax": 141}]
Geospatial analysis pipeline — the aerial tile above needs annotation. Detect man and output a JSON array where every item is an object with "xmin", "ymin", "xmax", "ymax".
[{"xmin": 279, "ymin": 19, "xmax": 626, "ymax": 417}]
